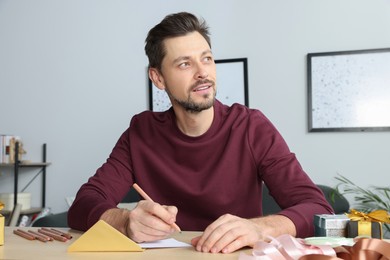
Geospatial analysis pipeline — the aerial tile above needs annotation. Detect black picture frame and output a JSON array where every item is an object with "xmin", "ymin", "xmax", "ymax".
[
  {"xmin": 148, "ymin": 58, "xmax": 249, "ymax": 111},
  {"xmin": 308, "ymin": 48, "xmax": 390, "ymax": 132}
]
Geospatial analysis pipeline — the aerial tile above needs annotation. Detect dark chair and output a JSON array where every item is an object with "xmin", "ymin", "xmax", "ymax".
[
  {"xmin": 316, "ymin": 184, "xmax": 350, "ymax": 214},
  {"xmin": 262, "ymin": 184, "xmax": 350, "ymax": 215},
  {"xmin": 31, "ymin": 211, "xmax": 68, "ymax": 227},
  {"xmin": 121, "ymin": 187, "xmax": 141, "ymax": 203}
]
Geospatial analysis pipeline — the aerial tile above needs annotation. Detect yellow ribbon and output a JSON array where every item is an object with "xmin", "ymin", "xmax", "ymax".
[{"xmin": 346, "ymin": 209, "xmax": 390, "ymax": 223}]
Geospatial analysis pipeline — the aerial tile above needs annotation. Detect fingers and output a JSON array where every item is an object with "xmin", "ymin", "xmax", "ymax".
[
  {"xmin": 193, "ymin": 214, "xmax": 259, "ymax": 254},
  {"xmin": 162, "ymin": 205, "xmax": 179, "ymax": 224},
  {"xmin": 163, "ymin": 205, "xmax": 181, "ymax": 231},
  {"xmin": 190, "ymin": 235, "xmax": 201, "ymax": 246},
  {"xmin": 192, "ymin": 233, "xmax": 242, "ymax": 253},
  {"xmin": 194, "ymin": 214, "xmax": 234, "ymax": 252},
  {"xmin": 127, "ymin": 200, "xmax": 178, "ymax": 242},
  {"xmin": 128, "ymin": 219, "xmax": 174, "ymax": 242}
]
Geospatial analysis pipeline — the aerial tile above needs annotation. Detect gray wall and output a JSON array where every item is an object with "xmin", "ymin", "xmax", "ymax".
[{"xmin": 1, "ymin": 0, "xmax": 389, "ymax": 214}]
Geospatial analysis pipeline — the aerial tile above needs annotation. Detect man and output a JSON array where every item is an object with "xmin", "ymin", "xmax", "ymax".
[{"xmin": 68, "ymin": 12, "xmax": 333, "ymax": 254}]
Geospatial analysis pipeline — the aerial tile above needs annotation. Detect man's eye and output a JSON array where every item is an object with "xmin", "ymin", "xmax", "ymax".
[{"xmin": 179, "ymin": 62, "xmax": 190, "ymax": 68}]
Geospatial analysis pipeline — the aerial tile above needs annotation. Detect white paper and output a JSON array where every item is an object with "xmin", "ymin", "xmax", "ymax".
[{"xmin": 139, "ymin": 238, "xmax": 192, "ymax": 248}]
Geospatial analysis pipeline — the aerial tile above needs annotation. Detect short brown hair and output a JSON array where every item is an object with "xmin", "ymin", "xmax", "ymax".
[{"xmin": 145, "ymin": 12, "xmax": 211, "ymax": 71}]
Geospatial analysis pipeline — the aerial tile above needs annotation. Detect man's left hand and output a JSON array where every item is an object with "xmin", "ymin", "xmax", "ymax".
[{"xmin": 190, "ymin": 214, "xmax": 261, "ymax": 254}]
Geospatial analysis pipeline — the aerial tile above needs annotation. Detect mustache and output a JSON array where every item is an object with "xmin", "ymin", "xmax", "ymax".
[{"xmin": 190, "ymin": 79, "xmax": 215, "ymax": 90}]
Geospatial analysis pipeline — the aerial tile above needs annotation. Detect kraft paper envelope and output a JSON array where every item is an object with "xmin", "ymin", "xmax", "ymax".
[{"xmin": 68, "ymin": 220, "xmax": 144, "ymax": 252}]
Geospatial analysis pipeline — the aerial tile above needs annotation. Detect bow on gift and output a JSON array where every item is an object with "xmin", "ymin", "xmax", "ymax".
[
  {"xmin": 346, "ymin": 209, "xmax": 390, "ymax": 224},
  {"xmin": 346, "ymin": 209, "xmax": 390, "ymax": 238}
]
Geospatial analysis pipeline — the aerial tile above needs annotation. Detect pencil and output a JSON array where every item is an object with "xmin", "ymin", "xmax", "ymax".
[
  {"xmin": 14, "ymin": 229, "xmax": 35, "ymax": 241},
  {"xmin": 38, "ymin": 229, "xmax": 68, "ymax": 242},
  {"xmin": 133, "ymin": 183, "xmax": 181, "ymax": 232},
  {"xmin": 43, "ymin": 228, "xmax": 73, "ymax": 239},
  {"xmin": 27, "ymin": 230, "xmax": 50, "ymax": 242}
]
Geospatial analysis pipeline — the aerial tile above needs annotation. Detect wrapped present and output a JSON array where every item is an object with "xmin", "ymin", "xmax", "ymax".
[
  {"xmin": 346, "ymin": 209, "xmax": 390, "ymax": 239},
  {"xmin": 314, "ymin": 214, "xmax": 349, "ymax": 237},
  {"xmin": 0, "ymin": 201, "xmax": 4, "ymax": 246}
]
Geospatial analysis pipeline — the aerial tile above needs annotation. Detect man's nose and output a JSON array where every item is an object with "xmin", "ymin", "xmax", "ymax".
[{"xmin": 194, "ymin": 63, "xmax": 208, "ymax": 79}]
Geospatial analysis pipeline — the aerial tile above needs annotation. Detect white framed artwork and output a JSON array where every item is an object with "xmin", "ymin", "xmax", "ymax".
[{"xmin": 308, "ymin": 48, "xmax": 390, "ymax": 132}]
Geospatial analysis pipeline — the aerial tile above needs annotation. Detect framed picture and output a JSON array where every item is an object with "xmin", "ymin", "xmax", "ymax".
[
  {"xmin": 308, "ymin": 48, "xmax": 390, "ymax": 132},
  {"xmin": 148, "ymin": 58, "xmax": 249, "ymax": 111}
]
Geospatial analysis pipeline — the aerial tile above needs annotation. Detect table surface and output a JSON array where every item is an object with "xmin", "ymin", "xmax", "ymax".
[{"xmin": 1, "ymin": 227, "xmax": 252, "ymax": 259}]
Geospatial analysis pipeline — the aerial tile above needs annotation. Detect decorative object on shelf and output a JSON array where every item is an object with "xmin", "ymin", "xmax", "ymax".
[
  {"xmin": 29, "ymin": 207, "xmax": 51, "ymax": 227},
  {"xmin": 334, "ymin": 174, "xmax": 390, "ymax": 238},
  {"xmin": 0, "ymin": 135, "xmax": 26, "ymax": 164},
  {"xmin": 148, "ymin": 58, "xmax": 249, "ymax": 111},
  {"xmin": 7, "ymin": 204, "xmax": 21, "ymax": 227},
  {"xmin": 0, "ymin": 143, "xmax": 50, "ymax": 227},
  {"xmin": 0, "ymin": 193, "xmax": 31, "ymax": 211},
  {"xmin": 0, "ymin": 201, "xmax": 4, "ymax": 245}
]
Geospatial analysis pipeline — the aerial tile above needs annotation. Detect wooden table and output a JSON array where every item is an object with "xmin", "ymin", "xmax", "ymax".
[{"xmin": 0, "ymin": 227, "xmax": 252, "ymax": 259}]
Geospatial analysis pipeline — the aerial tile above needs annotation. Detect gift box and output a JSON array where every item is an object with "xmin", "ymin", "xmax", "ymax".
[
  {"xmin": 314, "ymin": 214, "xmax": 349, "ymax": 237},
  {"xmin": 347, "ymin": 220, "xmax": 381, "ymax": 238},
  {"xmin": 346, "ymin": 209, "xmax": 390, "ymax": 239}
]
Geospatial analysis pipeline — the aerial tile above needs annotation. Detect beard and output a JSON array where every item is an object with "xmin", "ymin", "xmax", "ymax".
[{"xmin": 166, "ymin": 79, "xmax": 216, "ymax": 113}]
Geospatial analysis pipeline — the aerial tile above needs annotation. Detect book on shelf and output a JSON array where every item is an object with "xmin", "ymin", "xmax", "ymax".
[{"xmin": 0, "ymin": 135, "xmax": 26, "ymax": 164}]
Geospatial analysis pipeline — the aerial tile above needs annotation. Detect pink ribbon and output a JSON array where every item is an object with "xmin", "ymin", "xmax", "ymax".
[{"xmin": 239, "ymin": 235, "xmax": 336, "ymax": 260}]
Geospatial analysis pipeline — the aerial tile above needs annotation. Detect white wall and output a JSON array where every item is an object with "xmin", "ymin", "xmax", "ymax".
[{"xmin": 1, "ymin": 0, "xmax": 389, "ymax": 214}]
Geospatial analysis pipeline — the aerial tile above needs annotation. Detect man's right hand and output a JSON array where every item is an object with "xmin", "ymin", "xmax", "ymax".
[{"xmin": 100, "ymin": 200, "xmax": 178, "ymax": 242}]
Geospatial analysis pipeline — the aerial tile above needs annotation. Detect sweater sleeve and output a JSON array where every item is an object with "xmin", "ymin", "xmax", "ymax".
[
  {"xmin": 248, "ymin": 110, "xmax": 334, "ymax": 237},
  {"xmin": 67, "ymin": 128, "xmax": 134, "ymax": 231}
]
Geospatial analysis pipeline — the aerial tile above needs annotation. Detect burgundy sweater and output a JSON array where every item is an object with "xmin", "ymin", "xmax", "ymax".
[{"xmin": 68, "ymin": 100, "xmax": 333, "ymax": 237}]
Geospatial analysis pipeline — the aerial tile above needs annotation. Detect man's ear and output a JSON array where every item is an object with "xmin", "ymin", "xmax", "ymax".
[{"xmin": 149, "ymin": 68, "xmax": 165, "ymax": 90}]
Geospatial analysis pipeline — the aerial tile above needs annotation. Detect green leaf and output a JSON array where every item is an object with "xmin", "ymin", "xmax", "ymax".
[{"xmin": 334, "ymin": 174, "xmax": 390, "ymax": 213}]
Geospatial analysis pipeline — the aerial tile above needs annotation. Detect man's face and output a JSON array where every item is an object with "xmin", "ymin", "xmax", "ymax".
[{"xmin": 159, "ymin": 31, "xmax": 217, "ymax": 113}]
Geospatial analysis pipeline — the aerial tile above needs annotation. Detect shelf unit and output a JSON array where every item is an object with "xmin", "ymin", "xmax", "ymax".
[{"xmin": 0, "ymin": 142, "xmax": 50, "ymax": 215}]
